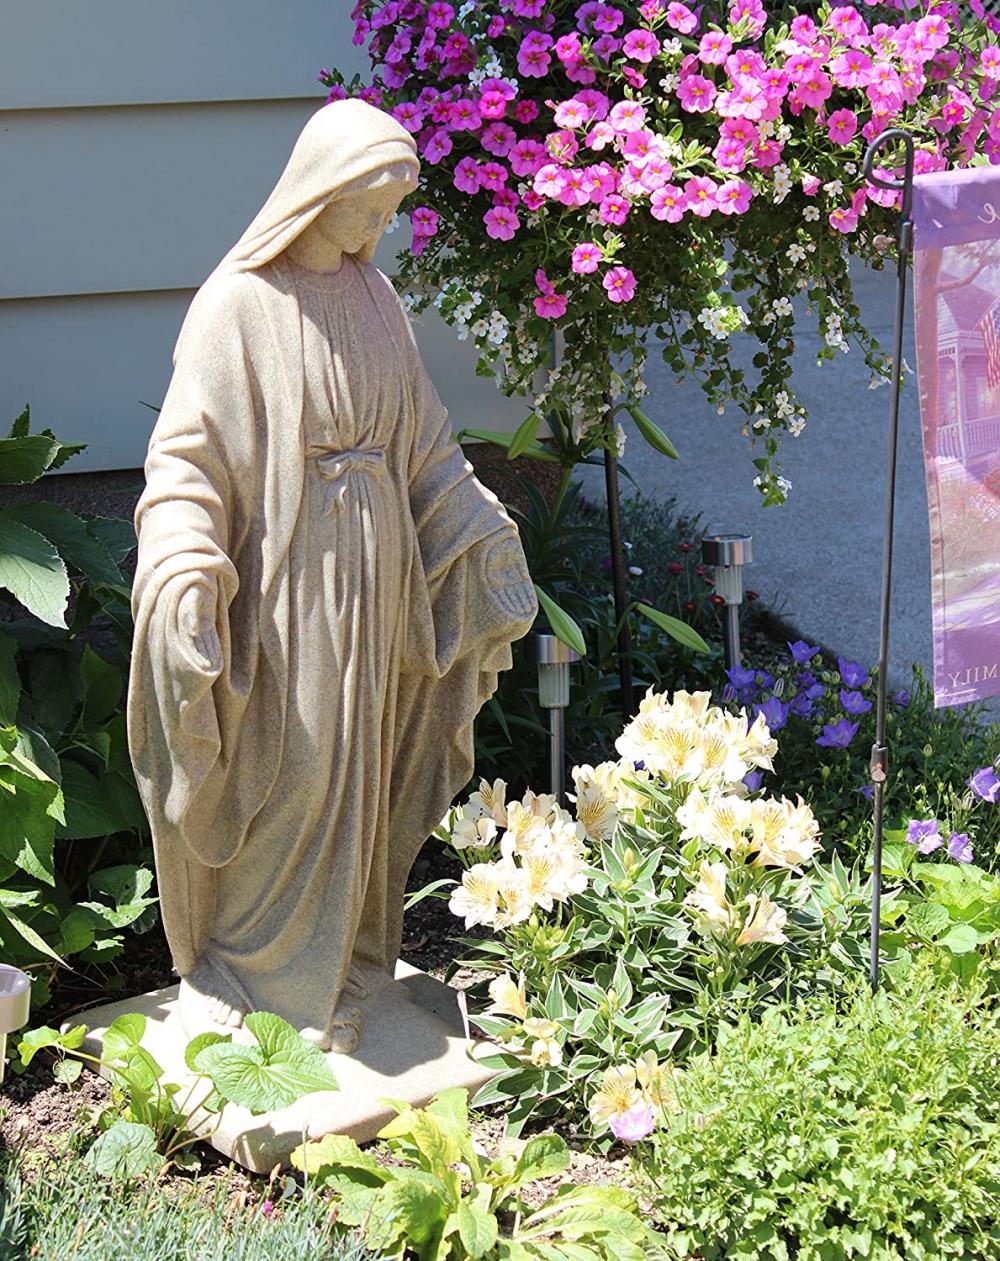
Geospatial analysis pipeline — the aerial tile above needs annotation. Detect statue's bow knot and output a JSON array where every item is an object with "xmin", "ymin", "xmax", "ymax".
[{"xmin": 311, "ymin": 446, "xmax": 387, "ymax": 513}]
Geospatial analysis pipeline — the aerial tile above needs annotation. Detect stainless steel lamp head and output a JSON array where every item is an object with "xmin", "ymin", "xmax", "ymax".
[{"xmin": 0, "ymin": 964, "xmax": 31, "ymax": 1084}]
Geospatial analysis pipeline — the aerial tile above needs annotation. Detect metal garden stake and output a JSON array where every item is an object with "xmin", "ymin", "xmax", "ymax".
[
  {"xmin": 863, "ymin": 128, "xmax": 915, "ymax": 993},
  {"xmin": 535, "ymin": 632, "xmax": 581, "ymax": 800}
]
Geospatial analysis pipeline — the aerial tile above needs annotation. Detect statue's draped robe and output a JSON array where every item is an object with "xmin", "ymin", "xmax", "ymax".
[{"xmin": 128, "ymin": 255, "xmax": 535, "ymax": 1039}]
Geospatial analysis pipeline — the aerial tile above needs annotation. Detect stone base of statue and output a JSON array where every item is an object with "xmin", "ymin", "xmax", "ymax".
[{"xmin": 65, "ymin": 962, "xmax": 496, "ymax": 1174}]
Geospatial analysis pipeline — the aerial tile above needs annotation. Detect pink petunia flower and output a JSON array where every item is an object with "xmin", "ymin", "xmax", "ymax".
[
  {"xmin": 666, "ymin": 1, "xmax": 698, "ymax": 34},
  {"xmin": 716, "ymin": 178, "xmax": 753, "ymax": 214},
  {"xmin": 830, "ymin": 48, "xmax": 873, "ymax": 89},
  {"xmin": 604, "ymin": 266, "xmax": 637, "ymax": 302},
  {"xmin": 481, "ymin": 123, "xmax": 517, "ymax": 157},
  {"xmin": 514, "ymin": 100, "xmax": 540, "ymax": 125},
  {"xmin": 587, "ymin": 121, "xmax": 617, "ymax": 150},
  {"xmin": 826, "ymin": 108, "xmax": 859, "ymax": 145},
  {"xmin": 685, "ymin": 176, "xmax": 718, "ymax": 216},
  {"xmin": 623, "ymin": 29, "xmax": 661, "ymax": 62},
  {"xmin": 453, "ymin": 157, "xmax": 482, "ymax": 194},
  {"xmin": 422, "ymin": 129, "xmax": 452, "ymax": 164},
  {"xmin": 608, "ymin": 100, "xmax": 648, "ymax": 133},
  {"xmin": 554, "ymin": 97, "xmax": 594, "ymax": 128},
  {"xmin": 699, "ymin": 31, "xmax": 732, "ymax": 65},
  {"xmin": 534, "ymin": 164, "xmax": 568, "ymax": 198},
  {"xmin": 829, "ymin": 206, "xmax": 860, "ymax": 234},
  {"xmin": 609, "ymin": 1102, "xmax": 656, "ymax": 1143},
  {"xmin": 410, "ymin": 207, "xmax": 440, "ymax": 236},
  {"xmin": 478, "ymin": 162, "xmax": 509, "ymax": 191},
  {"xmin": 650, "ymin": 183, "xmax": 687, "ymax": 221},
  {"xmin": 509, "ymin": 139, "xmax": 548, "ymax": 178},
  {"xmin": 534, "ymin": 290, "xmax": 569, "ymax": 318},
  {"xmin": 484, "ymin": 206, "xmax": 520, "ymax": 241},
  {"xmin": 571, "ymin": 242, "xmax": 603, "ymax": 273},
  {"xmin": 981, "ymin": 44, "xmax": 1000, "ymax": 79},
  {"xmin": 677, "ymin": 74, "xmax": 717, "ymax": 112},
  {"xmin": 598, "ymin": 193, "xmax": 630, "ymax": 225},
  {"xmin": 714, "ymin": 137, "xmax": 748, "ymax": 170}
]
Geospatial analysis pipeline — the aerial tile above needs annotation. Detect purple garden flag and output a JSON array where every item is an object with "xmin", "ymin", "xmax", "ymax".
[{"xmin": 913, "ymin": 167, "xmax": 1000, "ymax": 708}]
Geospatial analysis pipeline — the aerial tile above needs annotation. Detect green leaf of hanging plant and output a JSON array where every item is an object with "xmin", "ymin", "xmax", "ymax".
[
  {"xmin": 636, "ymin": 604, "xmax": 710, "ymax": 654},
  {"xmin": 534, "ymin": 587, "xmax": 585, "ymax": 656},
  {"xmin": 0, "ymin": 514, "xmax": 69, "ymax": 627}
]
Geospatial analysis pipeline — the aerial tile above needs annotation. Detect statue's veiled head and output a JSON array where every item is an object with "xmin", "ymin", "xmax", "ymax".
[{"xmin": 217, "ymin": 100, "xmax": 420, "ymax": 277}]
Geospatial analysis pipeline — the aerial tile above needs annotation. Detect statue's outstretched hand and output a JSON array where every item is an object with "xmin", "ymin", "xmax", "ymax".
[{"xmin": 176, "ymin": 582, "xmax": 224, "ymax": 677}]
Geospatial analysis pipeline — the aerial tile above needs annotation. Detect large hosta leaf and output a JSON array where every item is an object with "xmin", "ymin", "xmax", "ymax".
[
  {"xmin": 0, "ymin": 514, "xmax": 69, "ymax": 627},
  {"xmin": 194, "ymin": 1011, "xmax": 339, "ymax": 1113}
]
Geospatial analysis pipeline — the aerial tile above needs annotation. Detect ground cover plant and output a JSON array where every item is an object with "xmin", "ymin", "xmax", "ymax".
[
  {"xmin": 293, "ymin": 1087, "xmax": 661, "ymax": 1259},
  {"xmin": 330, "ymin": 0, "xmax": 1000, "ymax": 502},
  {"xmin": 16, "ymin": 1010, "xmax": 340, "ymax": 1175},
  {"xmin": 0, "ymin": 1155, "xmax": 378, "ymax": 1261},
  {"xmin": 730, "ymin": 640, "xmax": 1000, "ymax": 868},
  {"xmin": 0, "ymin": 409, "xmax": 150, "ymax": 1006},
  {"xmin": 643, "ymin": 968, "xmax": 1000, "ymax": 1261}
]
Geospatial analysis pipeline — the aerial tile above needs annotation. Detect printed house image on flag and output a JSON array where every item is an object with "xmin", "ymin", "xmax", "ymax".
[{"xmin": 936, "ymin": 276, "xmax": 1000, "ymax": 465}]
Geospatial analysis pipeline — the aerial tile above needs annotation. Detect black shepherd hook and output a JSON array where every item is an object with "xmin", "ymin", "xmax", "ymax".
[{"xmin": 862, "ymin": 128, "xmax": 915, "ymax": 993}]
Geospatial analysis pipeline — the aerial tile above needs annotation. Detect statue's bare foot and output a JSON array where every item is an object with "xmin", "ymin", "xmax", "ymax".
[
  {"xmin": 179, "ymin": 965, "xmax": 249, "ymax": 1039},
  {"xmin": 300, "ymin": 1000, "xmax": 363, "ymax": 1055}
]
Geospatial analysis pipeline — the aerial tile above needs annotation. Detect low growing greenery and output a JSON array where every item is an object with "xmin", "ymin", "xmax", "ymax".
[
  {"xmin": 645, "ymin": 969, "xmax": 1000, "ymax": 1261},
  {"xmin": 19, "ymin": 1009, "xmax": 339, "ymax": 1174},
  {"xmin": 0, "ymin": 408, "xmax": 151, "ymax": 1004},
  {"xmin": 0, "ymin": 1156, "xmax": 377, "ymax": 1261},
  {"xmin": 293, "ymin": 1087, "xmax": 660, "ymax": 1260}
]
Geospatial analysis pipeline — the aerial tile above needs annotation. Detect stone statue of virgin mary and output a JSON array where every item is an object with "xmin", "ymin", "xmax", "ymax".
[{"xmin": 127, "ymin": 100, "xmax": 537, "ymax": 1055}]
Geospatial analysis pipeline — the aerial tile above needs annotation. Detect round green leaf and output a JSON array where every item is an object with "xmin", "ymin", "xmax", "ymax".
[{"xmin": 84, "ymin": 1119, "xmax": 160, "ymax": 1179}]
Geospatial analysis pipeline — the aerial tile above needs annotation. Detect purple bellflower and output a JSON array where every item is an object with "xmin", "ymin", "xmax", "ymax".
[
  {"xmin": 840, "ymin": 688, "xmax": 873, "ymax": 716},
  {"xmin": 969, "ymin": 767, "xmax": 1000, "ymax": 803},
  {"xmin": 755, "ymin": 696, "xmax": 790, "ymax": 731},
  {"xmin": 837, "ymin": 656, "xmax": 870, "ymax": 689},
  {"xmin": 816, "ymin": 718, "xmax": 859, "ymax": 748},
  {"xmin": 947, "ymin": 831, "xmax": 973, "ymax": 863},
  {"xmin": 788, "ymin": 639, "xmax": 820, "ymax": 664},
  {"xmin": 742, "ymin": 770, "xmax": 764, "ymax": 794},
  {"xmin": 906, "ymin": 818, "xmax": 943, "ymax": 854}
]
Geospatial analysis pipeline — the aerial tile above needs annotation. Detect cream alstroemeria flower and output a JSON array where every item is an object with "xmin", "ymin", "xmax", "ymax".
[
  {"xmin": 745, "ymin": 711, "xmax": 779, "ymax": 771},
  {"xmin": 574, "ymin": 781, "xmax": 619, "ymax": 841},
  {"xmin": 492, "ymin": 861, "xmax": 534, "ymax": 929},
  {"xmin": 452, "ymin": 812, "xmax": 498, "ymax": 850},
  {"xmin": 488, "ymin": 973, "xmax": 528, "ymax": 1020},
  {"xmin": 448, "ymin": 863, "xmax": 500, "ymax": 930},
  {"xmin": 736, "ymin": 891, "xmax": 788, "ymax": 946},
  {"xmin": 750, "ymin": 795, "xmax": 820, "ymax": 868},
  {"xmin": 697, "ymin": 723, "xmax": 750, "ymax": 789},
  {"xmin": 684, "ymin": 860, "xmax": 735, "ymax": 934},
  {"xmin": 502, "ymin": 801, "xmax": 548, "ymax": 855},
  {"xmin": 635, "ymin": 1051, "xmax": 680, "ymax": 1111},
  {"xmin": 467, "ymin": 777, "xmax": 509, "ymax": 827},
  {"xmin": 523, "ymin": 1017, "xmax": 562, "ymax": 1067},
  {"xmin": 521, "ymin": 789, "xmax": 559, "ymax": 822},
  {"xmin": 668, "ymin": 690, "xmax": 712, "ymax": 723},
  {"xmin": 589, "ymin": 1065, "xmax": 644, "ymax": 1128}
]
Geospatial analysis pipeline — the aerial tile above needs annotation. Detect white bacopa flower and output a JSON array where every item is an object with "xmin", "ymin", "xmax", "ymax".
[
  {"xmin": 823, "ymin": 179, "xmax": 844, "ymax": 198},
  {"xmin": 661, "ymin": 36, "xmax": 683, "ymax": 56},
  {"xmin": 802, "ymin": 205, "xmax": 821, "ymax": 222},
  {"xmin": 659, "ymin": 73, "xmax": 680, "ymax": 92},
  {"xmin": 772, "ymin": 296, "xmax": 794, "ymax": 317},
  {"xmin": 789, "ymin": 416, "xmax": 806, "ymax": 436},
  {"xmin": 786, "ymin": 243, "xmax": 806, "ymax": 264}
]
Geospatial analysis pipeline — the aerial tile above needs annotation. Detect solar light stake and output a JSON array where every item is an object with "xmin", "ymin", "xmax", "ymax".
[
  {"xmin": 0, "ymin": 965, "xmax": 31, "ymax": 1084},
  {"xmin": 701, "ymin": 532, "xmax": 754, "ymax": 670},
  {"xmin": 863, "ymin": 128, "xmax": 915, "ymax": 995},
  {"xmin": 535, "ymin": 633, "xmax": 582, "ymax": 800}
]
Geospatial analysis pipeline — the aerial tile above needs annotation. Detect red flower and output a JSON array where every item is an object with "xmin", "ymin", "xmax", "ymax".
[
  {"xmin": 710, "ymin": 594, "xmax": 726, "ymax": 606},
  {"xmin": 667, "ymin": 561, "xmax": 684, "ymax": 575}
]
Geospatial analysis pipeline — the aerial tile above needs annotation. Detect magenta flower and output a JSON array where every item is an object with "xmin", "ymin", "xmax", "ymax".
[
  {"xmin": 677, "ymin": 74, "xmax": 717, "ymax": 113},
  {"xmin": 717, "ymin": 179, "xmax": 752, "ymax": 214},
  {"xmin": 699, "ymin": 31, "xmax": 732, "ymax": 65},
  {"xmin": 623, "ymin": 29, "xmax": 660, "ymax": 62},
  {"xmin": 422, "ymin": 129, "xmax": 452, "ymax": 164},
  {"xmin": 453, "ymin": 157, "xmax": 482, "ymax": 194},
  {"xmin": 427, "ymin": 2, "xmax": 455, "ymax": 29},
  {"xmin": 608, "ymin": 99, "xmax": 647, "ymax": 132},
  {"xmin": 947, "ymin": 832, "xmax": 974, "ymax": 864},
  {"xmin": 650, "ymin": 184, "xmax": 687, "ymax": 222},
  {"xmin": 534, "ymin": 290, "xmax": 569, "ymax": 319},
  {"xmin": 604, "ymin": 266, "xmax": 637, "ymax": 303},
  {"xmin": 970, "ymin": 767, "xmax": 1000, "ymax": 802},
  {"xmin": 553, "ymin": 97, "xmax": 593, "ymax": 128},
  {"xmin": 666, "ymin": 2, "xmax": 698, "ymax": 34},
  {"xmin": 830, "ymin": 48, "xmax": 873, "ymax": 89},
  {"xmin": 906, "ymin": 818, "xmax": 943, "ymax": 854},
  {"xmin": 514, "ymin": 100, "xmax": 539, "ymax": 125},
  {"xmin": 481, "ymin": 122, "xmax": 516, "ymax": 158},
  {"xmin": 410, "ymin": 206, "xmax": 440, "ymax": 237},
  {"xmin": 609, "ymin": 1102, "xmax": 656, "ymax": 1143},
  {"xmin": 598, "ymin": 194, "xmax": 630, "ymax": 225},
  {"xmin": 533, "ymin": 164, "xmax": 567, "ymax": 199},
  {"xmin": 829, "ymin": 207, "xmax": 860, "ymax": 234},
  {"xmin": 572, "ymin": 242, "xmax": 603, "ymax": 274},
  {"xmin": 981, "ymin": 45, "xmax": 1000, "ymax": 79},
  {"xmin": 484, "ymin": 206, "xmax": 520, "ymax": 241},
  {"xmin": 827, "ymin": 108, "xmax": 859, "ymax": 144},
  {"xmin": 684, "ymin": 176, "xmax": 718, "ymax": 217},
  {"xmin": 392, "ymin": 102, "xmax": 425, "ymax": 133}
]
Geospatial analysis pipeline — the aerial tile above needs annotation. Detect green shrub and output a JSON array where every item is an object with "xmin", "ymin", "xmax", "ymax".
[
  {"xmin": 0, "ymin": 408, "xmax": 151, "ymax": 1004},
  {"xmin": 0, "ymin": 1155, "xmax": 377, "ymax": 1261},
  {"xmin": 645, "ymin": 968, "xmax": 1000, "ymax": 1261}
]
